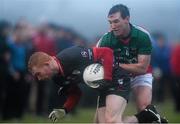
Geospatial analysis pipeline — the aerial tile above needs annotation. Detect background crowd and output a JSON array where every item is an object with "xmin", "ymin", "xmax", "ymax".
[{"xmin": 0, "ymin": 18, "xmax": 180, "ymax": 121}]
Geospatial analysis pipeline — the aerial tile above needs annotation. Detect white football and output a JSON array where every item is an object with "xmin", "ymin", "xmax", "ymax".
[{"xmin": 83, "ymin": 63, "xmax": 104, "ymax": 88}]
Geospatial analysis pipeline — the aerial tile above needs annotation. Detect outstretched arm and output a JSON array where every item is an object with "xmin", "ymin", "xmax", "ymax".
[
  {"xmin": 49, "ymin": 84, "xmax": 82, "ymax": 122},
  {"xmin": 63, "ymin": 84, "xmax": 82, "ymax": 112}
]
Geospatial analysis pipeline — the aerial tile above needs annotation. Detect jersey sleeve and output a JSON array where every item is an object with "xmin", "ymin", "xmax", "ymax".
[
  {"xmin": 96, "ymin": 33, "xmax": 110, "ymax": 47},
  {"xmin": 63, "ymin": 84, "xmax": 82, "ymax": 112},
  {"xmin": 138, "ymin": 33, "xmax": 152, "ymax": 55},
  {"xmin": 92, "ymin": 47, "xmax": 113, "ymax": 80}
]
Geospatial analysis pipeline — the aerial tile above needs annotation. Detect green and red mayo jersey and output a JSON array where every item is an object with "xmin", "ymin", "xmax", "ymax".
[{"xmin": 97, "ymin": 24, "xmax": 153, "ymax": 73}]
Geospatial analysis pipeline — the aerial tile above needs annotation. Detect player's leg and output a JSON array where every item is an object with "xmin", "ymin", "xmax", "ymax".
[
  {"xmin": 95, "ymin": 90, "xmax": 128, "ymax": 123},
  {"xmin": 133, "ymin": 85, "xmax": 152, "ymax": 111},
  {"xmin": 96, "ymin": 68, "xmax": 160, "ymax": 123},
  {"xmin": 105, "ymin": 94, "xmax": 127, "ymax": 123},
  {"xmin": 94, "ymin": 96, "xmax": 106, "ymax": 123},
  {"xmin": 96, "ymin": 107, "xmax": 106, "ymax": 123},
  {"xmin": 131, "ymin": 73, "xmax": 153, "ymax": 111},
  {"xmin": 123, "ymin": 104, "xmax": 167, "ymax": 123},
  {"xmin": 105, "ymin": 94, "xmax": 161, "ymax": 123},
  {"xmin": 132, "ymin": 88, "xmax": 168, "ymax": 123},
  {"xmin": 122, "ymin": 116, "xmax": 138, "ymax": 123},
  {"xmin": 95, "ymin": 94, "xmax": 159, "ymax": 123},
  {"xmin": 131, "ymin": 74, "xmax": 168, "ymax": 123},
  {"xmin": 94, "ymin": 91, "xmax": 108, "ymax": 123},
  {"xmin": 95, "ymin": 86, "xmax": 163, "ymax": 123},
  {"xmin": 93, "ymin": 100, "xmax": 99, "ymax": 123},
  {"xmin": 95, "ymin": 92, "xmax": 138, "ymax": 123},
  {"xmin": 102, "ymin": 66, "xmax": 131, "ymax": 123}
]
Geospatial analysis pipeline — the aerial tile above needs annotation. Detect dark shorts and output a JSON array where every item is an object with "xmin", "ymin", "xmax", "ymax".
[{"xmin": 98, "ymin": 67, "xmax": 131, "ymax": 108}]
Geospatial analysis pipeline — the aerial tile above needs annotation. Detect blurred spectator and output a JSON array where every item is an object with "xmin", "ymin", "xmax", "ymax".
[
  {"xmin": 32, "ymin": 22, "xmax": 56, "ymax": 116},
  {"xmin": 152, "ymin": 33, "xmax": 172, "ymax": 101},
  {"xmin": 55, "ymin": 27, "xmax": 75, "ymax": 52},
  {"xmin": 3, "ymin": 21, "xmax": 31, "ymax": 120},
  {"xmin": 0, "ymin": 20, "xmax": 11, "ymax": 119},
  {"xmin": 33, "ymin": 23, "xmax": 56, "ymax": 56},
  {"xmin": 0, "ymin": 18, "xmax": 94, "ymax": 120},
  {"xmin": 151, "ymin": 32, "xmax": 178, "ymax": 107},
  {"xmin": 73, "ymin": 35, "xmax": 87, "ymax": 47},
  {"xmin": 170, "ymin": 41, "xmax": 180, "ymax": 112}
]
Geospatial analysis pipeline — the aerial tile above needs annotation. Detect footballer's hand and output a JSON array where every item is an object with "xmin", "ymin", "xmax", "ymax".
[
  {"xmin": 92, "ymin": 79, "xmax": 116, "ymax": 90},
  {"xmin": 48, "ymin": 108, "xmax": 66, "ymax": 122}
]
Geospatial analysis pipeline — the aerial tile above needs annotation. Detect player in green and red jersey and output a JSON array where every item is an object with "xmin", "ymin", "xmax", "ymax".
[{"xmin": 96, "ymin": 4, "xmax": 167, "ymax": 123}]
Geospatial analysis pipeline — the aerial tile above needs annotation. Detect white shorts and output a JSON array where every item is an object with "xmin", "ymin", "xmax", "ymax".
[{"xmin": 130, "ymin": 73, "xmax": 153, "ymax": 88}]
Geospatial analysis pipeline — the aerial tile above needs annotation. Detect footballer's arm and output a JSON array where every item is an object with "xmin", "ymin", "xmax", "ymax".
[
  {"xmin": 119, "ymin": 54, "xmax": 151, "ymax": 75},
  {"xmin": 63, "ymin": 85, "xmax": 82, "ymax": 112},
  {"xmin": 48, "ymin": 84, "xmax": 81, "ymax": 122},
  {"xmin": 93, "ymin": 47, "xmax": 113, "ymax": 80}
]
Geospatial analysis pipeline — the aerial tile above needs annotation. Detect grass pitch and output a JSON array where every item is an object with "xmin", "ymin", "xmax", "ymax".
[{"xmin": 3, "ymin": 99, "xmax": 179, "ymax": 123}]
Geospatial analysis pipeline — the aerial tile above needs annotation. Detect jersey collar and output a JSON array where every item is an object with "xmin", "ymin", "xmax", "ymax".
[{"xmin": 52, "ymin": 56, "xmax": 65, "ymax": 77}]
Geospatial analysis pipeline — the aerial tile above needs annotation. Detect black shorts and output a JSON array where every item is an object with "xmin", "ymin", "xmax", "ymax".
[{"xmin": 98, "ymin": 67, "xmax": 131, "ymax": 108}]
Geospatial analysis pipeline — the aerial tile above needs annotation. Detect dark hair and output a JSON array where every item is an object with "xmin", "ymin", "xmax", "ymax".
[{"xmin": 108, "ymin": 4, "xmax": 130, "ymax": 19}]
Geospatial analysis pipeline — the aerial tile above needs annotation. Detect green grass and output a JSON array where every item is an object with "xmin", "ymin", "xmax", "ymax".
[{"xmin": 1, "ymin": 100, "xmax": 180, "ymax": 123}]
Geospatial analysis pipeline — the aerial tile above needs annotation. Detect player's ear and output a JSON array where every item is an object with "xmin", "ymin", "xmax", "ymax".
[
  {"xmin": 42, "ymin": 56, "xmax": 52, "ymax": 67},
  {"xmin": 44, "ymin": 61, "xmax": 50, "ymax": 66},
  {"xmin": 125, "ymin": 16, "xmax": 130, "ymax": 23}
]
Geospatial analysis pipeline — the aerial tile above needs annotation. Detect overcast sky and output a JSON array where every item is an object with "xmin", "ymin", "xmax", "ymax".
[{"xmin": 0, "ymin": 0, "xmax": 180, "ymax": 41}]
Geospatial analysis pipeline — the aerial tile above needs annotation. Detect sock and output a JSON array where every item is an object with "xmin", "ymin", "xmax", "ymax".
[{"xmin": 135, "ymin": 110, "xmax": 154, "ymax": 123}]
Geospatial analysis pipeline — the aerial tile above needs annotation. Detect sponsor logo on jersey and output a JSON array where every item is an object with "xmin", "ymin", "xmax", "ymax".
[
  {"xmin": 81, "ymin": 51, "xmax": 88, "ymax": 58},
  {"xmin": 118, "ymin": 79, "xmax": 124, "ymax": 85}
]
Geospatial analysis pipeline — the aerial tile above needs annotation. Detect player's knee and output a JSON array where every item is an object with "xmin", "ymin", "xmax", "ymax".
[
  {"xmin": 136, "ymin": 96, "xmax": 151, "ymax": 111},
  {"xmin": 137, "ymin": 101, "xmax": 151, "ymax": 111},
  {"xmin": 105, "ymin": 111, "xmax": 122, "ymax": 123},
  {"xmin": 105, "ymin": 114, "xmax": 116, "ymax": 123}
]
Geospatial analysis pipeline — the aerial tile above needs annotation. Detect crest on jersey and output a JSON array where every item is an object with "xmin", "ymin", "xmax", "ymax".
[
  {"xmin": 118, "ymin": 79, "xmax": 123, "ymax": 85},
  {"xmin": 81, "ymin": 51, "xmax": 88, "ymax": 58}
]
